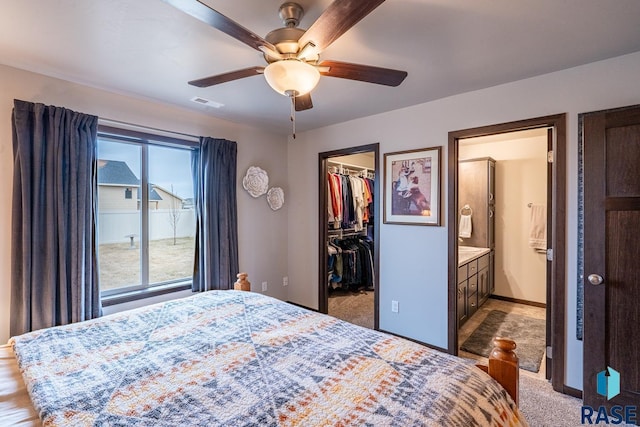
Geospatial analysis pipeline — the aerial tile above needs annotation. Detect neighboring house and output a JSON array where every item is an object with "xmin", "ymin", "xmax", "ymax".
[
  {"xmin": 151, "ymin": 185, "xmax": 184, "ymax": 211},
  {"xmin": 97, "ymin": 159, "xmax": 182, "ymax": 211}
]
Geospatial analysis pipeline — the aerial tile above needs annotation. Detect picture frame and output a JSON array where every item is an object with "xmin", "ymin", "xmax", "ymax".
[{"xmin": 383, "ymin": 146, "xmax": 441, "ymax": 226}]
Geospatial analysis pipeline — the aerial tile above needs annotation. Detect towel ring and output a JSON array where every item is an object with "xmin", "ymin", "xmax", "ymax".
[{"xmin": 460, "ymin": 204, "xmax": 473, "ymax": 215}]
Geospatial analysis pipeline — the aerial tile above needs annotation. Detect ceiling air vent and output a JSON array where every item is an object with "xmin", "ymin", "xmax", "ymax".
[{"xmin": 190, "ymin": 96, "xmax": 224, "ymax": 108}]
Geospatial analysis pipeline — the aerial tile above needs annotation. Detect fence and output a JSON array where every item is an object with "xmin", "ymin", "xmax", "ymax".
[{"xmin": 98, "ymin": 209, "xmax": 196, "ymax": 244}]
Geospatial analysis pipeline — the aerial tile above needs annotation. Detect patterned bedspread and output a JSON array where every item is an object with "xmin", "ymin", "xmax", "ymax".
[{"xmin": 10, "ymin": 291, "xmax": 527, "ymax": 426}]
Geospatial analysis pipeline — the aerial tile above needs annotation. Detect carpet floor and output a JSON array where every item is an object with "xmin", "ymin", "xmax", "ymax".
[
  {"xmin": 328, "ymin": 289, "xmax": 374, "ymax": 329},
  {"xmin": 519, "ymin": 373, "xmax": 586, "ymax": 426}
]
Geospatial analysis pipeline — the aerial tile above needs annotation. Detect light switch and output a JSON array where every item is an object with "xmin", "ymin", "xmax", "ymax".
[{"xmin": 391, "ymin": 300, "xmax": 399, "ymax": 313}]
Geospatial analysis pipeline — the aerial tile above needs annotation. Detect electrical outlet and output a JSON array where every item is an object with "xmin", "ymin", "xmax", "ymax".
[
  {"xmin": 283, "ymin": 276, "xmax": 288, "ymax": 286},
  {"xmin": 391, "ymin": 300, "xmax": 399, "ymax": 313},
  {"xmin": 261, "ymin": 281, "xmax": 268, "ymax": 292}
]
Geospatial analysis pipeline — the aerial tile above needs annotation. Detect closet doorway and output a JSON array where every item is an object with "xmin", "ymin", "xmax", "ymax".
[
  {"xmin": 448, "ymin": 114, "xmax": 567, "ymax": 393},
  {"xmin": 319, "ymin": 144, "xmax": 380, "ymax": 330}
]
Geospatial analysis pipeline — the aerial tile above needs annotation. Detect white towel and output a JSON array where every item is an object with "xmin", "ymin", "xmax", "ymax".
[
  {"xmin": 528, "ymin": 204, "xmax": 546, "ymax": 250},
  {"xmin": 459, "ymin": 214, "xmax": 472, "ymax": 238}
]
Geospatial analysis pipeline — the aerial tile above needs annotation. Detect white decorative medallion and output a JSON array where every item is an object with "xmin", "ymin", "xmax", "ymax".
[
  {"xmin": 267, "ymin": 187, "xmax": 285, "ymax": 211},
  {"xmin": 242, "ymin": 166, "xmax": 269, "ymax": 198}
]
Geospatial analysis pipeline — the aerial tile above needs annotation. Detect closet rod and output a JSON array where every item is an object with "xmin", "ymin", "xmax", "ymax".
[
  {"xmin": 327, "ymin": 159, "xmax": 375, "ymax": 172},
  {"xmin": 327, "ymin": 228, "xmax": 367, "ymax": 239}
]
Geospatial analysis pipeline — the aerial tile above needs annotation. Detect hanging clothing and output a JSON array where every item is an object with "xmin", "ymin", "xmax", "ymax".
[
  {"xmin": 327, "ymin": 236, "xmax": 374, "ymax": 291},
  {"xmin": 349, "ymin": 175, "xmax": 365, "ymax": 231},
  {"xmin": 362, "ymin": 178, "xmax": 372, "ymax": 222},
  {"xmin": 327, "ymin": 171, "xmax": 373, "ymax": 231},
  {"xmin": 328, "ymin": 181, "xmax": 334, "ymax": 224},
  {"xmin": 341, "ymin": 175, "xmax": 354, "ymax": 229},
  {"xmin": 366, "ymin": 178, "xmax": 374, "ymax": 222},
  {"xmin": 328, "ymin": 173, "xmax": 343, "ymax": 229}
]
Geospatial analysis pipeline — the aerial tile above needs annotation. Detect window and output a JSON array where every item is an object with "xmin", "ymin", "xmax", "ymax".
[{"xmin": 97, "ymin": 128, "xmax": 197, "ymax": 300}]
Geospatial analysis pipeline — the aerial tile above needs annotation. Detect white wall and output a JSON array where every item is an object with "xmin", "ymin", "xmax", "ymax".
[
  {"xmin": 460, "ymin": 133, "xmax": 547, "ymax": 304},
  {"xmin": 287, "ymin": 51, "xmax": 640, "ymax": 391},
  {"xmin": 0, "ymin": 64, "xmax": 289, "ymax": 343}
]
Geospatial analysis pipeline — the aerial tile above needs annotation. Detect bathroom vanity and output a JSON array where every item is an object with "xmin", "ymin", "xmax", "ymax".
[{"xmin": 457, "ymin": 247, "xmax": 493, "ymax": 327}]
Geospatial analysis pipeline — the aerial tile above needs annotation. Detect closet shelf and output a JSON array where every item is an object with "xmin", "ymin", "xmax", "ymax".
[{"xmin": 328, "ymin": 159, "xmax": 375, "ymax": 178}]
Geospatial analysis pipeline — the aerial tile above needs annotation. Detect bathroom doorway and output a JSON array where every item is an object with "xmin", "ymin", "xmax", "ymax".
[
  {"xmin": 448, "ymin": 114, "xmax": 567, "ymax": 393},
  {"xmin": 457, "ymin": 130, "xmax": 548, "ymax": 380}
]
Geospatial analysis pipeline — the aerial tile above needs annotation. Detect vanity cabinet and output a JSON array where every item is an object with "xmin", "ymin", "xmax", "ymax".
[
  {"xmin": 457, "ymin": 280, "xmax": 467, "ymax": 325},
  {"xmin": 477, "ymin": 253, "xmax": 490, "ymax": 305},
  {"xmin": 458, "ymin": 252, "xmax": 491, "ymax": 327}
]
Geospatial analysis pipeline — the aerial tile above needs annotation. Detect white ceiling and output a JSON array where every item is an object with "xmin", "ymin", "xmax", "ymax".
[{"xmin": 1, "ymin": 0, "xmax": 640, "ymax": 135}]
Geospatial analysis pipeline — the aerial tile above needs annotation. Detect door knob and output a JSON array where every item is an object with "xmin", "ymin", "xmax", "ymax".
[{"xmin": 588, "ymin": 274, "xmax": 604, "ymax": 285}]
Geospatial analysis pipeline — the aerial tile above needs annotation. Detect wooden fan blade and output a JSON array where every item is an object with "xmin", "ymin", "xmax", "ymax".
[
  {"xmin": 162, "ymin": 0, "xmax": 276, "ymax": 53},
  {"xmin": 295, "ymin": 93, "xmax": 313, "ymax": 111},
  {"xmin": 188, "ymin": 66, "xmax": 265, "ymax": 87},
  {"xmin": 298, "ymin": 0, "xmax": 386, "ymax": 53},
  {"xmin": 319, "ymin": 60, "xmax": 407, "ymax": 87}
]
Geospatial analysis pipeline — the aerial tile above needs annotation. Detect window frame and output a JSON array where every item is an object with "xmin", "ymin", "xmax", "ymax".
[{"xmin": 97, "ymin": 125, "xmax": 199, "ymax": 305}]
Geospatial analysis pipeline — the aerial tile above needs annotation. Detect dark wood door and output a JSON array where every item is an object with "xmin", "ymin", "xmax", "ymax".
[{"xmin": 583, "ymin": 104, "xmax": 640, "ymax": 408}]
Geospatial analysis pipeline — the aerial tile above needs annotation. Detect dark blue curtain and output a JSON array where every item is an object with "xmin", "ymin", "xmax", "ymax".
[
  {"xmin": 191, "ymin": 137, "xmax": 239, "ymax": 291},
  {"xmin": 10, "ymin": 100, "xmax": 101, "ymax": 336}
]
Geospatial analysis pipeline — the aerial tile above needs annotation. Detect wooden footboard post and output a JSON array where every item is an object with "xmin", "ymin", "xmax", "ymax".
[
  {"xmin": 234, "ymin": 273, "xmax": 251, "ymax": 291},
  {"xmin": 487, "ymin": 337, "xmax": 519, "ymax": 405}
]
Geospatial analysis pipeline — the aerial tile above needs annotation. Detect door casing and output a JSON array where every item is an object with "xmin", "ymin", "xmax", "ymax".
[
  {"xmin": 447, "ymin": 114, "xmax": 567, "ymax": 393},
  {"xmin": 318, "ymin": 143, "xmax": 380, "ymax": 330}
]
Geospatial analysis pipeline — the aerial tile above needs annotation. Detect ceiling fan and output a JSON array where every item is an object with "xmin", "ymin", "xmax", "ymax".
[{"xmin": 162, "ymin": 0, "xmax": 408, "ymax": 134}]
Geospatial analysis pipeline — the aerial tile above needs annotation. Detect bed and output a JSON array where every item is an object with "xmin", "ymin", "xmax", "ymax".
[{"xmin": 2, "ymin": 277, "xmax": 527, "ymax": 426}]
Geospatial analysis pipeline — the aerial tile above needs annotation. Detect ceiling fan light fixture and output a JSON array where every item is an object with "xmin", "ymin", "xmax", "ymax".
[
  {"xmin": 264, "ymin": 60, "xmax": 320, "ymax": 97},
  {"xmin": 296, "ymin": 42, "xmax": 317, "ymax": 60}
]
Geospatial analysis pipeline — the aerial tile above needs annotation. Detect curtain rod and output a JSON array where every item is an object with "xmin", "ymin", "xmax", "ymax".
[{"xmin": 97, "ymin": 117, "xmax": 199, "ymax": 142}]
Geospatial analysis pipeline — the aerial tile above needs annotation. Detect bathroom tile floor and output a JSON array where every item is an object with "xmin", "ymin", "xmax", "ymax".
[{"xmin": 458, "ymin": 297, "xmax": 547, "ymax": 380}]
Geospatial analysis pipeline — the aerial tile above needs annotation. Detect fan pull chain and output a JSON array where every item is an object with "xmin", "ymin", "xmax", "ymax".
[{"xmin": 290, "ymin": 94, "xmax": 296, "ymax": 139}]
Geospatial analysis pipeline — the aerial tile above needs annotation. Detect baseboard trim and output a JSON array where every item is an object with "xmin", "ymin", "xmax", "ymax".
[
  {"xmin": 379, "ymin": 328, "xmax": 449, "ymax": 353},
  {"xmin": 489, "ymin": 295, "xmax": 546, "ymax": 308},
  {"xmin": 286, "ymin": 300, "xmax": 319, "ymax": 312}
]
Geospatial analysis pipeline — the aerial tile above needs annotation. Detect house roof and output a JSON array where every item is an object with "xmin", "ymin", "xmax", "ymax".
[
  {"xmin": 98, "ymin": 160, "xmax": 163, "ymax": 201},
  {"xmin": 137, "ymin": 187, "xmax": 163, "ymax": 202},
  {"xmin": 97, "ymin": 160, "xmax": 139, "ymax": 186}
]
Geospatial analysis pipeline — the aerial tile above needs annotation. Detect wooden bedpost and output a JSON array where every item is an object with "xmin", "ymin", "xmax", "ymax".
[
  {"xmin": 234, "ymin": 273, "xmax": 251, "ymax": 291},
  {"xmin": 486, "ymin": 337, "xmax": 519, "ymax": 405}
]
